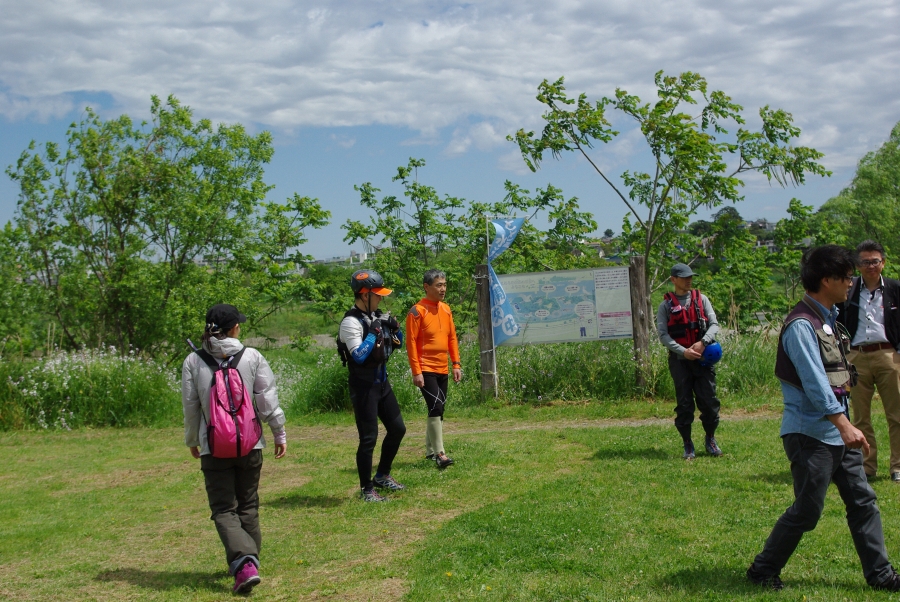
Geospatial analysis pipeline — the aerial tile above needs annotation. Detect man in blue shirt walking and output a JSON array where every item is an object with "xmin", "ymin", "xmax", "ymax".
[{"xmin": 747, "ymin": 245, "xmax": 900, "ymax": 591}]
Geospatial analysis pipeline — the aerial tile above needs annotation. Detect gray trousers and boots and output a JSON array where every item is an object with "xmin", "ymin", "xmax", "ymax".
[
  {"xmin": 752, "ymin": 434, "xmax": 893, "ymax": 585},
  {"xmin": 201, "ymin": 449, "xmax": 263, "ymax": 575}
]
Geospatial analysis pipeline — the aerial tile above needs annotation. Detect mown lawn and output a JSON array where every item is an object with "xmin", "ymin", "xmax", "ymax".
[{"xmin": 3, "ymin": 408, "xmax": 900, "ymax": 601}]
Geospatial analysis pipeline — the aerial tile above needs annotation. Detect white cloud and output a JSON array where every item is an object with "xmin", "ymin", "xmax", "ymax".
[
  {"xmin": 0, "ymin": 0, "xmax": 898, "ymax": 170},
  {"xmin": 329, "ymin": 133, "xmax": 355, "ymax": 148}
]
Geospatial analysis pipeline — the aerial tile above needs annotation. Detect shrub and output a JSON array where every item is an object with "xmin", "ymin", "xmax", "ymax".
[
  {"xmin": 0, "ymin": 347, "xmax": 180, "ymax": 430},
  {"xmin": 276, "ymin": 330, "xmax": 780, "ymax": 416}
]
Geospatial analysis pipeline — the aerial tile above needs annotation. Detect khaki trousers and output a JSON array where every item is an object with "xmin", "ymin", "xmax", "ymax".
[{"xmin": 849, "ymin": 348, "xmax": 900, "ymax": 475}]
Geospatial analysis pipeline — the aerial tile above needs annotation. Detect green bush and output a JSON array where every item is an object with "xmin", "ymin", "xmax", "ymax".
[
  {"xmin": 0, "ymin": 347, "xmax": 180, "ymax": 430},
  {"xmin": 278, "ymin": 331, "xmax": 780, "ymax": 417}
]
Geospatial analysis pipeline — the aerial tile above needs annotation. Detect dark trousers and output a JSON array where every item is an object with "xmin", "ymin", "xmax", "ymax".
[
  {"xmin": 200, "ymin": 449, "xmax": 263, "ymax": 575},
  {"xmin": 668, "ymin": 353, "xmax": 720, "ymax": 440},
  {"xmin": 421, "ymin": 372, "xmax": 449, "ymax": 418},
  {"xmin": 349, "ymin": 376, "xmax": 406, "ymax": 489},
  {"xmin": 752, "ymin": 434, "xmax": 892, "ymax": 585}
]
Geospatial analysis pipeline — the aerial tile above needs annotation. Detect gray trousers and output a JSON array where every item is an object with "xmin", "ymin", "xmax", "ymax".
[
  {"xmin": 201, "ymin": 449, "xmax": 263, "ymax": 575},
  {"xmin": 752, "ymin": 433, "xmax": 893, "ymax": 585},
  {"xmin": 668, "ymin": 353, "xmax": 720, "ymax": 438}
]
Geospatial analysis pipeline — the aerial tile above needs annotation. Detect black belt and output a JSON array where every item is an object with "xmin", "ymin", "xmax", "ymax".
[{"xmin": 850, "ymin": 342, "xmax": 894, "ymax": 353}]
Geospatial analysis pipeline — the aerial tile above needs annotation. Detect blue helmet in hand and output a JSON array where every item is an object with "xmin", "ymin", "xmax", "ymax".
[{"xmin": 700, "ymin": 342, "xmax": 723, "ymax": 367}]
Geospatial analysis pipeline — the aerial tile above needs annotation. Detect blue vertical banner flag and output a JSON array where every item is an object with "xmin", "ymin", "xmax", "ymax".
[{"xmin": 487, "ymin": 218, "xmax": 525, "ymax": 345}]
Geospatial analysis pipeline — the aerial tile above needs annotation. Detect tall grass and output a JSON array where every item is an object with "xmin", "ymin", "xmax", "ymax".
[
  {"xmin": 0, "ymin": 346, "xmax": 180, "ymax": 430},
  {"xmin": 278, "ymin": 331, "xmax": 781, "ymax": 418},
  {"xmin": 0, "ymin": 332, "xmax": 781, "ymax": 430}
]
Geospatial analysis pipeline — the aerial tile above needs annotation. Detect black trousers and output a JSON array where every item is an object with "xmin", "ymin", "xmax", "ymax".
[
  {"xmin": 752, "ymin": 434, "xmax": 892, "ymax": 585},
  {"xmin": 349, "ymin": 376, "xmax": 406, "ymax": 489},
  {"xmin": 421, "ymin": 372, "xmax": 449, "ymax": 418},
  {"xmin": 668, "ymin": 353, "xmax": 720, "ymax": 439},
  {"xmin": 201, "ymin": 449, "xmax": 263, "ymax": 575}
]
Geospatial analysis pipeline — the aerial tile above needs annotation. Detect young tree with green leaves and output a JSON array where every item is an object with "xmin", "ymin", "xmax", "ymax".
[
  {"xmin": 5, "ymin": 95, "xmax": 329, "ymax": 356},
  {"xmin": 818, "ymin": 120, "xmax": 900, "ymax": 273},
  {"xmin": 341, "ymin": 159, "xmax": 603, "ymax": 327},
  {"xmin": 510, "ymin": 71, "xmax": 830, "ymax": 298}
]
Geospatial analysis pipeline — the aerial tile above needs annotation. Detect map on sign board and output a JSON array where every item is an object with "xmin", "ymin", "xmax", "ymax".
[{"xmin": 496, "ymin": 267, "xmax": 632, "ymax": 345}]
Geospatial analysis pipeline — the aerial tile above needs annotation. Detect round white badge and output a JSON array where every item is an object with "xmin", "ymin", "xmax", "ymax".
[{"xmin": 822, "ymin": 324, "xmax": 833, "ymax": 335}]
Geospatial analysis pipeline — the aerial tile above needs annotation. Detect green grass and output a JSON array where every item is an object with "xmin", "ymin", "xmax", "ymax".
[{"xmin": 4, "ymin": 408, "xmax": 900, "ymax": 600}]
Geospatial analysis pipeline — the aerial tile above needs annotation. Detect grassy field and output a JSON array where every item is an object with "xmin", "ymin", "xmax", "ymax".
[{"xmin": 4, "ymin": 406, "xmax": 900, "ymax": 601}]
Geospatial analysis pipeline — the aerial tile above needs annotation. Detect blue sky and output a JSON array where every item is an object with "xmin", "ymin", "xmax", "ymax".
[{"xmin": 2, "ymin": 0, "xmax": 898, "ymax": 259}]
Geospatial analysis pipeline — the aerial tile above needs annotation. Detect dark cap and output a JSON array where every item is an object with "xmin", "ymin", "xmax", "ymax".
[
  {"xmin": 205, "ymin": 304, "xmax": 247, "ymax": 334},
  {"xmin": 670, "ymin": 263, "xmax": 694, "ymax": 278}
]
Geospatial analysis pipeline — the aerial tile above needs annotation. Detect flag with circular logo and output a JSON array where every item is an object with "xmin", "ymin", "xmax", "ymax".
[{"xmin": 488, "ymin": 218, "xmax": 524, "ymax": 345}]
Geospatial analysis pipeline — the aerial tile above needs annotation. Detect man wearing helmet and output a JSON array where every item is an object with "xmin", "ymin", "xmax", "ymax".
[
  {"xmin": 656, "ymin": 263, "xmax": 723, "ymax": 460},
  {"xmin": 338, "ymin": 270, "xmax": 407, "ymax": 502}
]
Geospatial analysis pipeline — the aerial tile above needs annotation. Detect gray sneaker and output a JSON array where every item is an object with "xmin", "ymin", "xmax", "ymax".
[
  {"xmin": 360, "ymin": 487, "xmax": 387, "ymax": 502},
  {"xmin": 373, "ymin": 474, "xmax": 406, "ymax": 491}
]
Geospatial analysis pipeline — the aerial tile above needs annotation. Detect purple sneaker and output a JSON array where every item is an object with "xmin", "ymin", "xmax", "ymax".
[{"xmin": 233, "ymin": 561, "xmax": 261, "ymax": 594}]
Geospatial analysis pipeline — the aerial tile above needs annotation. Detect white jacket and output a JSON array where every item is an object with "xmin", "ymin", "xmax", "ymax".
[{"xmin": 181, "ymin": 336, "xmax": 286, "ymax": 455}]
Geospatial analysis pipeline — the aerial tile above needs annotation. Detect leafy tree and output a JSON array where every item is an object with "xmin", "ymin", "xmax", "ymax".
[
  {"xmin": 5, "ymin": 96, "xmax": 329, "ymax": 356},
  {"xmin": 767, "ymin": 198, "xmax": 840, "ymax": 304},
  {"xmin": 341, "ymin": 159, "xmax": 603, "ymax": 328},
  {"xmin": 342, "ymin": 158, "xmax": 469, "ymax": 313},
  {"xmin": 818, "ymin": 120, "xmax": 900, "ymax": 272},
  {"xmin": 603, "ymin": 228, "xmax": 615, "ymax": 238},
  {"xmin": 696, "ymin": 206, "xmax": 773, "ymax": 327},
  {"xmin": 509, "ymin": 71, "xmax": 830, "ymax": 299}
]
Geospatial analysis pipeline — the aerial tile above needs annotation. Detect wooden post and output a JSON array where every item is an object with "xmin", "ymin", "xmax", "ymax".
[
  {"xmin": 629, "ymin": 256, "xmax": 651, "ymax": 390},
  {"xmin": 475, "ymin": 264, "xmax": 498, "ymax": 398}
]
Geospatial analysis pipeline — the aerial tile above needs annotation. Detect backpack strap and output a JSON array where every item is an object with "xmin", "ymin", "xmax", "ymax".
[
  {"xmin": 195, "ymin": 348, "xmax": 219, "ymax": 369},
  {"xmin": 229, "ymin": 347, "xmax": 247, "ymax": 369},
  {"xmin": 691, "ymin": 289, "xmax": 708, "ymax": 322},
  {"xmin": 194, "ymin": 346, "xmax": 247, "ymax": 369}
]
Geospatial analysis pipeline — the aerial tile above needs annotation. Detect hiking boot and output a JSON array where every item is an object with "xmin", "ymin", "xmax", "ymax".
[
  {"xmin": 705, "ymin": 435, "xmax": 723, "ymax": 457},
  {"xmin": 373, "ymin": 474, "xmax": 406, "ymax": 491},
  {"xmin": 360, "ymin": 487, "xmax": 387, "ymax": 502},
  {"xmin": 683, "ymin": 441, "xmax": 695, "ymax": 460},
  {"xmin": 746, "ymin": 563, "xmax": 783, "ymax": 591},
  {"xmin": 425, "ymin": 453, "xmax": 436, "ymax": 461},
  {"xmin": 873, "ymin": 568, "xmax": 900, "ymax": 591},
  {"xmin": 435, "ymin": 452, "xmax": 455, "ymax": 468},
  {"xmin": 233, "ymin": 560, "xmax": 261, "ymax": 594}
]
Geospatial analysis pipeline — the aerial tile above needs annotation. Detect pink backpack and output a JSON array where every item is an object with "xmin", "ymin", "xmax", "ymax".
[{"xmin": 196, "ymin": 348, "xmax": 262, "ymax": 458}]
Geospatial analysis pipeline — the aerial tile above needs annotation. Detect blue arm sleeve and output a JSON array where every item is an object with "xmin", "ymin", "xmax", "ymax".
[{"xmin": 351, "ymin": 333, "xmax": 377, "ymax": 364}]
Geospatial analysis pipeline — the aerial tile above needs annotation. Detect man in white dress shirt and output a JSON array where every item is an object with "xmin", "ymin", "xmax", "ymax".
[{"xmin": 838, "ymin": 240, "xmax": 900, "ymax": 481}]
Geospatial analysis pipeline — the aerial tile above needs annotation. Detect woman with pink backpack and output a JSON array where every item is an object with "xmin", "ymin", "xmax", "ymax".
[{"xmin": 182, "ymin": 304, "xmax": 287, "ymax": 595}]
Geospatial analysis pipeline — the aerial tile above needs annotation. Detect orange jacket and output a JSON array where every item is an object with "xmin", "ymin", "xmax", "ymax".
[{"xmin": 406, "ymin": 298, "xmax": 460, "ymax": 375}]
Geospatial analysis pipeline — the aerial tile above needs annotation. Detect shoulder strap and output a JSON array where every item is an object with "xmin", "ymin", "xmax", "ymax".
[
  {"xmin": 195, "ymin": 348, "xmax": 219, "ymax": 369},
  {"xmin": 663, "ymin": 291, "xmax": 679, "ymax": 308},
  {"xmin": 800, "ymin": 295, "xmax": 828, "ymax": 323},
  {"xmin": 229, "ymin": 347, "xmax": 247, "ymax": 369},
  {"xmin": 691, "ymin": 289, "xmax": 707, "ymax": 321}
]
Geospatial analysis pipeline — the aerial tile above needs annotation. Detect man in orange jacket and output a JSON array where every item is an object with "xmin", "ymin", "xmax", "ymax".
[{"xmin": 406, "ymin": 269, "xmax": 462, "ymax": 468}]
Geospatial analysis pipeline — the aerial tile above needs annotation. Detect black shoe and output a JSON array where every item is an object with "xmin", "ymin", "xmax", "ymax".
[
  {"xmin": 705, "ymin": 435, "xmax": 723, "ymax": 456},
  {"xmin": 683, "ymin": 441, "xmax": 695, "ymax": 460},
  {"xmin": 435, "ymin": 452, "xmax": 454, "ymax": 468},
  {"xmin": 873, "ymin": 569, "xmax": 900, "ymax": 591},
  {"xmin": 746, "ymin": 563, "xmax": 784, "ymax": 590}
]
